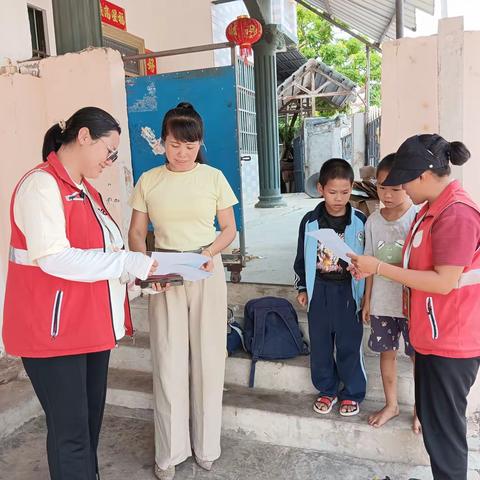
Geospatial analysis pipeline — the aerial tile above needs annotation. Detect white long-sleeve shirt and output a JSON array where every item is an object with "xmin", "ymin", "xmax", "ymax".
[{"xmin": 13, "ymin": 170, "xmax": 153, "ymax": 339}]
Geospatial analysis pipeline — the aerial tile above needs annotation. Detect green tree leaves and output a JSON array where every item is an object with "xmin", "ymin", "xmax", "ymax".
[{"xmin": 296, "ymin": 5, "xmax": 382, "ymax": 115}]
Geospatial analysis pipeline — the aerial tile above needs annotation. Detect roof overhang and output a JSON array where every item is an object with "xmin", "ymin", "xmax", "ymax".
[
  {"xmin": 296, "ymin": 0, "xmax": 434, "ymax": 46},
  {"xmin": 277, "ymin": 57, "xmax": 358, "ymax": 115}
]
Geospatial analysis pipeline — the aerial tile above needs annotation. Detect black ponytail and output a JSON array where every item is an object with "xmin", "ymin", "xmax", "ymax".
[
  {"xmin": 161, "ymin": 102, "xmax": 205, "ymax": 164},
  {"xmin": 417, "ymin": 134, "xmax": 471, "ymax": 177},
  {"xmin": 42, "ymin": 124, "xmax": 64, "ymax": 162},
  {"xmin": 42, "ymin": 106, "xmax": 121, "ymax": 161},
  {"xmin": 449, "ymin": 141, "xmax": 471, "ymax": 166}
]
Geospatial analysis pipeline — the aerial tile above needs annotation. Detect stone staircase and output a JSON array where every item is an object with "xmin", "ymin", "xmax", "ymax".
[{"xmin": 108, "ymin": 282, "xmax": 480, "ymax": 478}]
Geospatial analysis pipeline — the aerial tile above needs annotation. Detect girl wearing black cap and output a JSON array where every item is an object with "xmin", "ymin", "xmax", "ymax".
[{"xmin": 348, "ymin": 134, "xmax": 480, "ymax": 480}]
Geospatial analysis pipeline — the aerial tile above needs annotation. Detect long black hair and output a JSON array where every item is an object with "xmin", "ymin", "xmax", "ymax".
[
  {"xmin": 42, "ymin": 106, "xmax": 121, "ymax": 161},
  {"xmin": 417, "ymin": 134, "xmax": 471, "ymax": 177},
  {"xmin": 161, "ymin": 102, "xmax": 205, "ymax": 164}
]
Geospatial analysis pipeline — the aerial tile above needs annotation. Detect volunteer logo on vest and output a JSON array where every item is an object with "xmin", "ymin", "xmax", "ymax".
[
  {"xmin": 65, "ymin": 192, "xmax": 84, "ymax": 202},
  {"xmin": 412, "ymin": 229, "xmax": 423, "ymax": 248}
]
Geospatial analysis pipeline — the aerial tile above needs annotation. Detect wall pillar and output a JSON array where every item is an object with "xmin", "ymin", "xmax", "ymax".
[{"xmin": 253, "ymin": 24, "xmax": 285, "ymax": 208}]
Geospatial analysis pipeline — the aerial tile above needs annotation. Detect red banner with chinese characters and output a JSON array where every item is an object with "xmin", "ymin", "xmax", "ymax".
[
  {"xmin": 100, "ymin": 0, "xmax": 126, "ymax": 30},
  {"xmin": 145, "ymin": 49, "xmax": 157, "ymax": 76}
]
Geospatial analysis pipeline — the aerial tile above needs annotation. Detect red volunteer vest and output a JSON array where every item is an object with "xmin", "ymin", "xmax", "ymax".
[
  {"xmin": 404, "ymin": 180, "xmax": 480, "ymax": 358},
  {"xmin": 2, "ymin": 152, "xmax": 133, "ymax": 358}
]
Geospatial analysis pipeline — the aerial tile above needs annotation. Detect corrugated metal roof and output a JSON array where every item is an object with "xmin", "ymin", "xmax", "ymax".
[
  {"xmin": 277, "ymin": 57, "xmax": 358, "ymax": 113},
  {"xmin": 299, "ymin": 0, "xmax": 434, "ymax": 43},
  {"xmin": 277, "ymin": 49, "xmax": 308, "ymax": 83}
]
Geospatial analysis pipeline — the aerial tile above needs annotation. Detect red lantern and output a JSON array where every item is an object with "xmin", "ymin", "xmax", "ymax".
[{"xmin": 226, "ymin": 15, "xmax": 263, "ymax": 63}]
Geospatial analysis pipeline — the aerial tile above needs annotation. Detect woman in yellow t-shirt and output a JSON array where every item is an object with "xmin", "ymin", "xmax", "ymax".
[{"xmin": 128, "ymin": 103, "xmax": 238, "ymax": 480}]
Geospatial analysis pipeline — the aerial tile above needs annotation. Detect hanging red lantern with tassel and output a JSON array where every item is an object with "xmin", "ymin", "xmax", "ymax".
[{"xmin": 226, "ymin": 15, "xmax": 263, "ymax": 63}]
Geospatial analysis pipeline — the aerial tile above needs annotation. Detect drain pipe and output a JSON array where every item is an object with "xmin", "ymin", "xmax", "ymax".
[{"xmin": 396, "ymin": 0, "xmax": 404, "ymax": 39}]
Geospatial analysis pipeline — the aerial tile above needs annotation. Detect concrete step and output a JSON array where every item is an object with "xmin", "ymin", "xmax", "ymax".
[
  {"xmin": 225, "ymin": 352, "xmax": 415, "ymax": 406},
  {"xmin": 111, "ymin": 333, "xmax": 151, "ymax": 372},
  {"xmin": 106, "ymin": 368, "xmax": 428, "ymax": 466},
  {"xmin": 3, "ymin": 396, "xmax": 479, "ymax": 479},
  {"xmin": 7, "ymin": 407, "xmax": 480, "ymax": 480},
  {"xmin": 226, "ymin": 310, "xmax": 410, "ymax": 358},
  {"xmin": 226, "ymin": 283, "xmax": 409, "ymax": 356},
  {"xmin": 124, "ymin": 293, "xmax": 412, "ymax": 357},
  {"xmin": 0, "ymin": 379, "xmax": 42, "ymax": 439},
  {"xmin": 130, "ymin": 296, "xmax": 149, "ymax": 332},
  {"xmin": 130, "ymin": 287, "xmax": 411, "ymax": 357},
  {"xmin": 100, "ymin": 407, "xmax": 477, "ymax": 480},
  {"xmin": 83, "ymin": 408, "xmax": 441, "ymax": 480},
  {"xmin": 110, "ymin": 333, "xmax": 415, "ymax": 406},
  {"xmin": 129, "ymin": 282, "xmax": 299, "ymax": 334},
  {"xmin": 227, "ymin": 281, "xmax": 299, "ymax": 306}
]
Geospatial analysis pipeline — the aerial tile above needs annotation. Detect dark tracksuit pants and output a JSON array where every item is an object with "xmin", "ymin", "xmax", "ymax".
[
  {"xmin": 22, "ymin": 350, "xmax": 110, "ymax": 480},
  {"xmin": 415, "ymin": 353, "xmax": 480, "ymax": 480},
  {"xmin": 308, "ymin": 277, "xmax": 366, "ymax": 402}
]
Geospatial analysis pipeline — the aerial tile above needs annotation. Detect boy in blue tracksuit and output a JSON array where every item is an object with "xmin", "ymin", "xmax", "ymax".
[{"xmin": 294, "ymin": 159, "xmax": 366, "ymax": 416}]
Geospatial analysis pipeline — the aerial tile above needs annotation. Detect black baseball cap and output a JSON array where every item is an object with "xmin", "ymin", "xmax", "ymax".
[{"xmin": 382, "ymin": 135, "xmax": 449, "ymax": 186}]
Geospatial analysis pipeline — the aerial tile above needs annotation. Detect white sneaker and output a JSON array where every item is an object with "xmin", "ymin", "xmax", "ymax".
[
  {"xmin": 154, "ymin": 464, "xmax": 175, "ymax": 480},
  {"xmin": 195, "ymin": 455, "xmax": 213, "ymax": 471}
]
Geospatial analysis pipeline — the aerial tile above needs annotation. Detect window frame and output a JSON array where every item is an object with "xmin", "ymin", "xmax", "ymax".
[
  {"xmin": 27, "ymin": 4, "xmax": 49, "ymax": 59},
  {"xmin": 101, "ymin": 23, "xmax": 146, "ymax": 77}
]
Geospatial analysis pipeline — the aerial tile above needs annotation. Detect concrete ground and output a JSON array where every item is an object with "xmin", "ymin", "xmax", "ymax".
[
  {"xmin": 0, "ymin": 407, "xmax": 435, "ymax": 480},
  {"xmin": 241, "ymin": 193, "xmax": 315, "ymax": 285}
]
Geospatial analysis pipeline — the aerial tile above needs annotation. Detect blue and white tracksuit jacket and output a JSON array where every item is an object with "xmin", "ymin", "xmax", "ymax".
[{"xmin": 293, "ymin": 202, "xmax": 367, "ymax": 402}]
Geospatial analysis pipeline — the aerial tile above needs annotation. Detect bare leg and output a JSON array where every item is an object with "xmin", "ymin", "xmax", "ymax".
[{"xmin": 368, "ymin": 351, "xmax": 400, "ymax": 427}]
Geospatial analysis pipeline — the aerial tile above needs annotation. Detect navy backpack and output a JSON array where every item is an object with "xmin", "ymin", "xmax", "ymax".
[
  {"xmin": 244, "ymin": 297, "xmax": 309, "ymax": 387},
  {"xmin": 227, "ymin": 306, "xmax": 245, "ymax": 356}
]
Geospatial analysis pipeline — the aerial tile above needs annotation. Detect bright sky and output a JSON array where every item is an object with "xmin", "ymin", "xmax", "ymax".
[
  {"xmin": 331, "ymin": 0, "xmax": 480, "ymax": 41},
  {"xmin": 408, "ymin": 0, "xmax": 480, "ymax": 37}
]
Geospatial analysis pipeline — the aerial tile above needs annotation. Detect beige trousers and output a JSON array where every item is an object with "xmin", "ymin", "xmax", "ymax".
[{"xmin": 148, "ymin": 254, "xmax": 227, "ymax": 470}]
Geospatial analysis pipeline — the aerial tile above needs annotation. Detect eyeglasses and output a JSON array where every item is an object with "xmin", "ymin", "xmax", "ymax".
[{"xmin": 98, "ymin": 137, "xmax": 119, "ymax": 163}]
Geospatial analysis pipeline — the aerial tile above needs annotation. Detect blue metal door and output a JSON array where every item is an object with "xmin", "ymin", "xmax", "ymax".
[{"xmin": 125, "ymin": 66, "xmax": 243, "ymax": 234}]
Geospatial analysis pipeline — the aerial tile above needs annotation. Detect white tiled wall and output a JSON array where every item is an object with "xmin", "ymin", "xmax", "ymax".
[
  {"xmin": 272, "ymin": 0, "xmax": 298, "ymax": 43},
  {"xmin": 211, "ymin": 0, "xmax": 249, "ymax": 67},
  {"xmin": 241, "ymin": 155, "xmax": 260, "ymax": 204}
]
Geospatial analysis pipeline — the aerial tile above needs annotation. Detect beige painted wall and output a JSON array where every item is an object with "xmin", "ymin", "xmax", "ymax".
[
  {"xmin": 380, "ymin": 18, "xmax": 480, "ymax": 413},
  {"xmin": 2, "ymin": 0, "xmax": 218, "ymax": 73},
  {"xmin": 381, "ymin": 18, "xmax": 480, "ymax": 205},
  {"xmin": 0, "ymin": 73, "xmax": 47, "ymax": 355},
  {"xmin": 460, "ymin": 31, "xmax": 480, "ymax": 201},
  {"xmin": 153, "ymin": 0, "xmax": 215, "ymax": 73},
  {"xmin": 380, "ymin": 36, "xmax": 439, "ymax": 156},
  {"xmin": 0, "ymin": 48, "xmax": 133, "ymax": 355},
  {"xmin": 108, "ymin": 0, "xmax": 216, "ymax": 73},
  {"xmin": 39, "ymin": 48, "xmax": 133, "ymax": 232}
]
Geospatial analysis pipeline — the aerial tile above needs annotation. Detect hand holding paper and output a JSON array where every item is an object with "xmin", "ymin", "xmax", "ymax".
[
  {"xmin": 150, "ymin": 252, "xmax": 212, "ymax": 282},
  {"xmin": 306, "ymin": 229, "xmax": 355, "ymax": 264}
]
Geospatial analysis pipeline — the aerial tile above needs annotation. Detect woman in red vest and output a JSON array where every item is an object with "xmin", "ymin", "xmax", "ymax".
[
  {"xmin": 2, "ymin": 107, "xmax": 155, "ymax": 480},
  {"xmin": 349, "ymin": 134, "xmax": 480, "ymax": 480}
]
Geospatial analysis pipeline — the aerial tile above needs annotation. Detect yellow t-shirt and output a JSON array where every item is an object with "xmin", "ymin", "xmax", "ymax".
[{"xmin": 129, "ymin": 163, "xmax": 238, "ymax": 250}]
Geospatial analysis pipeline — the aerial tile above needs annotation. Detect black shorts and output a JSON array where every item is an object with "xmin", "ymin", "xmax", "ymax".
[{"xmin": 368, "ymin": 315, "xmax": 414, "ymax": 356}]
